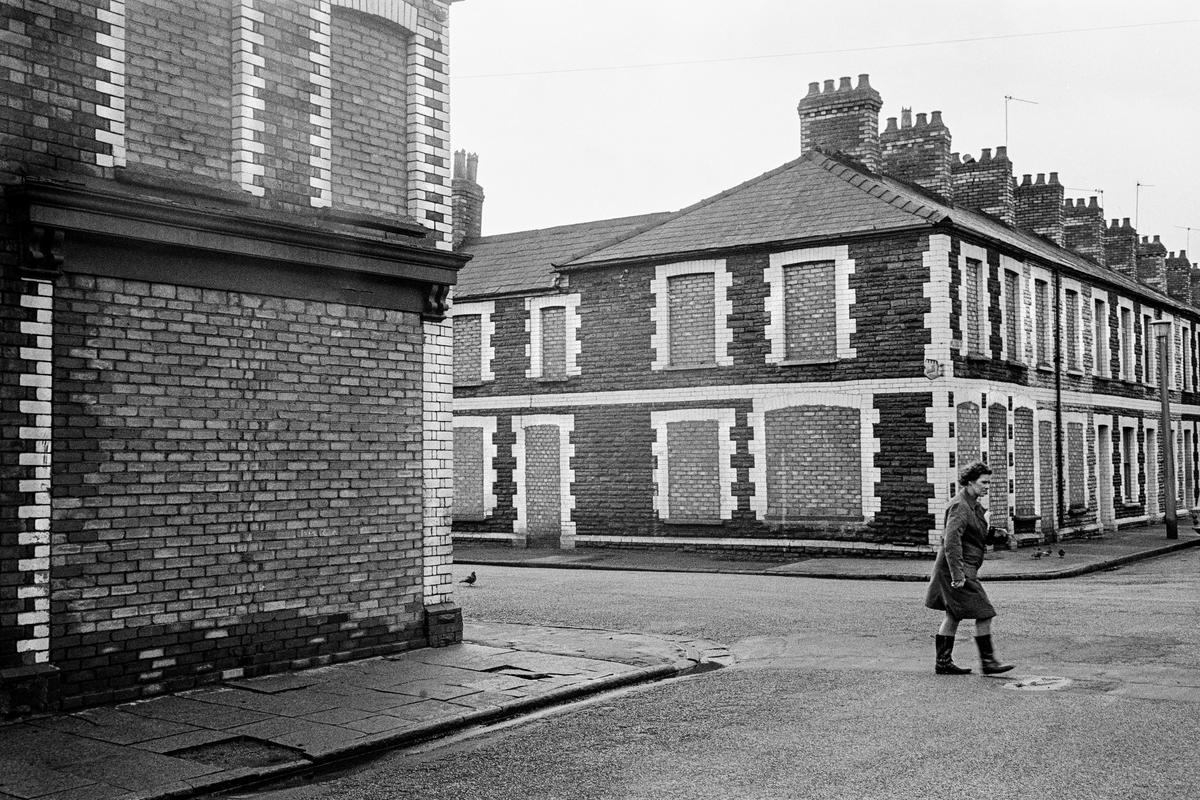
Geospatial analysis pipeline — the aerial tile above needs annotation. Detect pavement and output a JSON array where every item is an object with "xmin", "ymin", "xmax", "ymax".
[
  {"xmin": 2, "ymin": 523, "xmax": 1196, "ymax": 800},
  {"xmin": 457, "ymin": 522, "xmax": 1200, "ymax": 581}
]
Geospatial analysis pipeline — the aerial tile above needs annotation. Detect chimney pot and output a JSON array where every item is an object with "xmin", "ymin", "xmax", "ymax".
[
  {"xmin": 823, "ymin": 79, "xmax": 835, "ymax": 92},
  {"xmin": 995, "ymin": 145, "xmax": 1008, "ymax": 161},
  {"xmin": 838, "ymin": 76, "xmax": 852, "ymax": 91},
  {"xmin": 1142, "ymin": 236, "xmax": 1149, "ymax": 243},
  {"xmin": 1170, "ymin": 251, "xmax": 1176, "ymax": 259},
  {"xmin": 1089, "ymin": 196, "xmax": 1099, "ymax": 208},
  {"xmin": 1035, "ymin": 173, "xmax": 1046, "ymax": 185},
  {"xmin": 807, "ymin": 81, "xmax": 820, "ymax": 95},
  {"xmin": 1123, "ymin": 218, "xmax": 1132, "ymax": 229},
  {"xmin": 1049, "ymin": 172, "xmax": 1060, "ymax": 185},
  {"xmin": 885, "ymin": 116, "xmax": 898, "ymax": 131},
  {"xmin": 980, "ymin": 148, "xmax": 993, "ymax": 162},
  {"xmin": 1154, "ymin": 234, "xmax": 1161, "ymax": 243},
  {"xmin": 915, "ymin": 112, "xmax": 928, "ymax": 127},
  {"xmin": 857, "ymin": 73, "xmax": 872, "ymax": 90},
  {"xmin": 900, "ymin": 107, "xmax": 912, "ymax": 128},
  {"xmin": 1021, "ymin": 174, "xmax": 1032, "ymax": 186},
  {"xmin": 930, "ymin": 110, "xmax": 944, "ymax": 126}
]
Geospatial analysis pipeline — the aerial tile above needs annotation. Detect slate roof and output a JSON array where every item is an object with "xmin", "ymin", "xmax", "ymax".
[
  {"xmin": 458, "ymin": 148, "xmax": 1177, "ymax": 308},
  {"xmin": 562, "ymin": 152, "xmax": 945, "ymax": 267},
  {"xmin": 455, "ymin": 212, "xmax": 672, "ymax": 298},
  {"xmin": 560, "ymin": 150, "xmax": 1177, "ymax": 306}
]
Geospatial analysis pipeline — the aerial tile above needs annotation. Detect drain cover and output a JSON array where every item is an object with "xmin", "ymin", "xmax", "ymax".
[{"xmin": 1003, "ymin": 676, "xmax": 1072, "ymax": 691}]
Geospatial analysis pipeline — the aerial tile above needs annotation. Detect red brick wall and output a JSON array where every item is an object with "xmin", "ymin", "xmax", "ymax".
[{"xmin": 50, "ymin": 275, "xmax": 427, "ymax": 707}]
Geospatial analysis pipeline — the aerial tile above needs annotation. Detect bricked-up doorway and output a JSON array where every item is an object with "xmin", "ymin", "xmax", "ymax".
[
  {"xmin": 525, "ymin": 425, "xmax": 563, "ymax": 546},
  {"xmin": 1096, "ymin": 423, "xmax": 1115, "ymax": 529},
  {"xmin": 512, "ymin": 415, "xmax": 576, "ymax": 548}
]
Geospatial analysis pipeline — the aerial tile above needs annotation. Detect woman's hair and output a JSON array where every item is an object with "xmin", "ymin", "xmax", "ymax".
[{"xmin": 958, "ymin": 460, "xmax": 993, "ymax": 486}]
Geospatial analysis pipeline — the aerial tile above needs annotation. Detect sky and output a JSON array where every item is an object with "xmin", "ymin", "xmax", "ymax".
[{"xmin": 447, "ymin": 1, "xmax": 1200, "ymax": 262}]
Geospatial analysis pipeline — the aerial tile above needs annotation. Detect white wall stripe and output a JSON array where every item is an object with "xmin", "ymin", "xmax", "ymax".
[
  {"xmin": 93, "ymin": 0, "xmax": 127, "ymax": 168},
  {"xmin": 308, "ymin": 2, "xmax": 333, "ymax": 207},
  {"xmin": 16, "ymin": 280, "xmax": 53, "ymax": 665},
  {"xmin": 233, "ymin": 0, "xmax": 266, "ymax": 196},
  {"xmin": 422, "ymin": 319, "xmax": 454, "ymax": 605}
]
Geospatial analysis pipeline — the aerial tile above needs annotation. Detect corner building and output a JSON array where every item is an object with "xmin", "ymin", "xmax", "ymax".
[
  {"xmin": 1, "ymin": 0, "xmax": 467, "ymax": 713},
  {"xmin": 451, "ymin": 75, "xmax": 1200, "ymax": 557}
]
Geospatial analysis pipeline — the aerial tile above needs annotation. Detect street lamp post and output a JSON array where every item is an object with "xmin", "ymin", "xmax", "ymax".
[{"xmin": 1151, "ymin": 320, "xmax": 1178, "ymax": 540}]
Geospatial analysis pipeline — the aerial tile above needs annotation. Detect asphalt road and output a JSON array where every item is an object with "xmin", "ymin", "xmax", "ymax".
[{"xmin": 239, "ymin": 549, "xmax": 1200, "ymax": 800}]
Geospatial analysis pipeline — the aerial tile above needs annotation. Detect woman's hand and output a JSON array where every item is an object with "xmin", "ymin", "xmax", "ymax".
[{"xmin": 950, "ymin": 579, "xmax": 965, "ymax": 589}]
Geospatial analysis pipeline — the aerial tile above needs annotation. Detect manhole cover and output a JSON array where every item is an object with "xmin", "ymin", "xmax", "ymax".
[{"xmin": 1003, "ymin": 676, "xmax": 1072, "ymax": 692}]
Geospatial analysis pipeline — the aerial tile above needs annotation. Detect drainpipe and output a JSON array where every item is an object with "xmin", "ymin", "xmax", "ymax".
[{"xmin": 1053, "ymin": 265, "xmax": 1064, "ymax": 543}]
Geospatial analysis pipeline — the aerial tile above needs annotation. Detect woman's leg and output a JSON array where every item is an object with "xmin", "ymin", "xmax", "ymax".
[
  {"xmin": 938, "ymin": 613, "xmax": 960, "ymax": 637},
  {"xmin": 975, "ymin": 617, "xmax": 991, "ymax": 636},
  {"xmin": 934, "ymin": 613, "xmax": 970, "ymax": 674}
]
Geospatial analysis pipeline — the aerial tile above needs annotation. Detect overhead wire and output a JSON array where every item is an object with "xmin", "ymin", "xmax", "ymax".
[{"xmin": 454, "ymin": 19, "xmax": 1200, "ymax": 80}]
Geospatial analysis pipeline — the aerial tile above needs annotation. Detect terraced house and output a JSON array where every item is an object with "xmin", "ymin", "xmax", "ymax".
[
  {"xmin": 2, "ymin": 0, "xmax": 465, "ymax": 714},
  {"xmin": 450, "ymin": 74, "xmax": 1200, "ymax": 558}
]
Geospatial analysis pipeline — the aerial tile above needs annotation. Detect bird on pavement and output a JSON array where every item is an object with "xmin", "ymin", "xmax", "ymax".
[
  {"xmin": 460, "ymin": 571, "xmax": 477, "ymax": 586},
  {"xmin": 1058, "ymin": 549, "xmax": 1066, "ymax": 558}
]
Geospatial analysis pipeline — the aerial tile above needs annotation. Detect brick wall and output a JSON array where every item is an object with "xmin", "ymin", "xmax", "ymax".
[
  {"xmin": 49, "ymin": 275, "xmax": 427, "ymax": 706},
  {"xmin": 764, "ymin": 407, "xmax": 860, "ymax": 519},
  {"xmin": 124, "ymin": 0, "xmax": 232, "ymax": 179},
  {"xmin": 667, "ymin": 273, "xmax": 716, "ymax": 367},
  {"xmin": 540, "ymin": 306, "xmax": 567, "ymax": 380},
  {"xmin": 665, "ymin": 420, "xmax": 722, "ymax": 522},
  {"xmin": 1038, "ymin": 419, "xmax": 1056, "ymax": 533},
  {"xmin": 453, "ymin": 426, "xmax": 484, "ymax": 519},
  {"xmin": 988, "ymin": 404, "xmax": 1009, "ymax": 527},
  {"xmin": 331, "ymin": 8, "xmax": 409, "ymax": 217},
  {"xmin": 1013, "ymin": 408, "xmax": 1035, "ymax": 517},
  {"xmin": 523, "ymin": 424, "xmax": 562, "ymax": 542},
  {"xmin": 453, "ymin": 314, "xmax": 482, "ymax": 385},
  {"xmin": 783, "ymin": 261, "xmax": 835, "ymax": 361}
]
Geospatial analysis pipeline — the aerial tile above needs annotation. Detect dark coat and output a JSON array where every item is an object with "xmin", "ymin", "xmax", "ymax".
[{"xmin": 924, "ymin": 490, "xmax": 996, "ymax": 620}]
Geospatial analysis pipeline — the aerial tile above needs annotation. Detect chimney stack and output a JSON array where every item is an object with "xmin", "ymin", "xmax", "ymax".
[
  {"xmin": 1014, "ymin": 172, "xmax": 1064, "ymax": 245},
  {"xmin": 880, "ymin": 107, "xmax": 952, "ymax": 197},
  {"xmin": 1166, "ymin": 250, "xmax": 1192, "ymax": 302},
  {"xmin": 1137, "ymin": 234, "xmax": 1168, "ymax": 293},
  {"xmin": 951, "ymin": 146, "xmax": 1015, "ymax": 225},
  {"xmin": 1190, "ymin": 263, "xmax": 1200, "ymax": 307},
  {"xmin": 1105, "ymin": 218, "xmax": 1139, "ymax": 280},
  {"xmin": 451, "ymin": 150, "xmax": 484, "ymax": 250},
  {"xmin": 1063, "ymin": 196, "xmax": 1106, "ymax": 266},
  {"xmin": 798, "ymin": 74, "xmax": 883, "ymax": 171}
]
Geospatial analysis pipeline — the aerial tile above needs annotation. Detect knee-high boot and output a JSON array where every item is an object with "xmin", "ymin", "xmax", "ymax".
[
  {"xmin": 974, "ymin": 634, "xmax": 1014, "ymax": 675},
  {"xmin": 935, "ymin": 634, "xmax": 971, "ymax": 675}
]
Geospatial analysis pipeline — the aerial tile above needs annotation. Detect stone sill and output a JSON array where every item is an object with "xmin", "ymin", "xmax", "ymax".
[
  {"xmin": 534, "ymin": 376, "xmax": 570, "ymax": 384},
  {"xmin": 661, "ymin": 518, "xmax": 724, "ymax": 526},
  {"xmin": 659, "ymin": 363, "xmax": 719, "ymax": 372},
  {"xmin": 776, "ymin": 358, "xmax": 838, "ymax": 366},
  {"xmin": 1065, "ymin": 368, "xmax": 1085, "ymax": 377},
  {"xmin": 1036, "ymin": 363, "xmax": 1055, "ymax": 373}
]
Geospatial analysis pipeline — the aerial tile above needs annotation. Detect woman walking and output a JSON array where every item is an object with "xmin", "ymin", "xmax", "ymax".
[{"xmin": 925, "ymin": 461, "xmax": 1014, "ymax": 676}]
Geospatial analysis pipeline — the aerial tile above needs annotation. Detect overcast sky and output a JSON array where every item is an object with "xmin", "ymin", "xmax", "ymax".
[{"xmin": 449, "ymin": 1, "xmax": 1200, "ymax": 261}]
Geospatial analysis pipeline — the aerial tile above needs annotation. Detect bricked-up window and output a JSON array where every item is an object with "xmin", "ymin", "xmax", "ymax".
[
  {"xmin": 1120, "ymin": 306, "xmax": 1134, "ymax": 380},
  {"xmin": 1035, "ymin": 279, "xmax": 1050, "ymax": 366},
  {"xmin": 125, "ymin": 0, "xmax": 234, "ymax": 180},
  {"xmin": 540, "ymin": 307, "xmax": 566, "ymax": 380},
  {"xmin": 331, "ymin": 8, "xmax": 409, "ymax": 217},
  {"xmin": 783, "ymin": 260, "xmax": 836, "ymax": 362},
  {"xmin": 454, "ymin": 314, "xmax": 482, "ymax": 385},
  {"xmin": 668, "ymin": 273, "xmax": 716, "ymax": 367},
  {"xmin": 1183, "ymin": 328, "xmax": 1192, "ymax": 391},
  {"xmin": 665, "ymin": 420, "xmax": 722, "ymax": 521},
  {"xmin": 765, "ymin": 406, "xmax": 863, "ymax": 520},
  {"xmin": 965, "ymin": 258, "xmax": 985, "ymax": 355},
  {"xmin": 1093, "ymin": 298, "xmax": 1110, "ymax": 377},
  {"xmin": 453, "ymin": 419, "xmax": 496, "ymax": 521},
  {"xmin": 1013, "ymin": 408, "xmax": 1036, "ymax": 516},
  {"xmin": 1143, "ymin": 314, "xmax": 1156, "ymax": 386},
  {"xmin": 1003, "ymin": 270, "xmax": 1021, "ymax": 361},
  {"xmin": 1063, "ymin": 289, "xmax": 1081, "ymax": 370},
  {"xmin": 527, "ymin": 294, "xmax": 581, "ymax": 379},
  {"xmin": 454, "ymin": 426, "xmax": 486, "ymax": 519},
  {"xmin": 1121, "ymin": 426, "xmax": 1136, "ymax": 503},
  {"xmin": 1067, "ymin": 422, "xmax": 1087, "ymax": 509}
]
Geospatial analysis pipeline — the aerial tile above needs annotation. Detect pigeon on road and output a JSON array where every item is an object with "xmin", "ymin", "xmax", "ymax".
[{"xmin": 460, "ymin": 571, "xmax": 477, "ymax": 586}]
